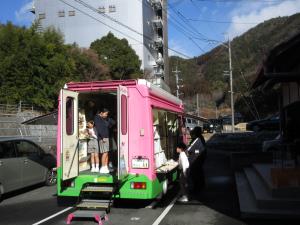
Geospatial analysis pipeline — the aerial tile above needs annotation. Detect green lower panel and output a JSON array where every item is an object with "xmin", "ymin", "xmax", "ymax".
[
  {"xmin": 57, "ymin": 167, "xmax": 114, "ymax": 197},
  {"xmin": 116, "ymin": 175, "xmax": 162, "ymax": 199},
  {"xmin": 57, "ymin": 167, "xmax": 178, "ymax": 200}
]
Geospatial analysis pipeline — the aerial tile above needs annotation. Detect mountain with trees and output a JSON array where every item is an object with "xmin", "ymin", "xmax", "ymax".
[
  {"xmin": 169, "ymin": 13, "xmax": 300, "ymax": 120},
  {"xmin": 2, "ymin": 13, "xmax": 300, "ymax": 116}
]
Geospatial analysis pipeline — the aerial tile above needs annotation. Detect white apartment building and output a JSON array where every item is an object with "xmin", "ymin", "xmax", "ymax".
[{"xmin": 32, "ymin": 0, "xmax": 169, "ymax": 84}]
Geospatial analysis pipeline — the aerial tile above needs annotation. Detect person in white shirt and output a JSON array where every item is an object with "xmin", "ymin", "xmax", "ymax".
[
  {"xmin": 86, "ymin": 121, "xmax": 100, "ymax": 172},
  {"xmin": 176, "ymin": 142, "xmax": 190, "ymax": 202}
]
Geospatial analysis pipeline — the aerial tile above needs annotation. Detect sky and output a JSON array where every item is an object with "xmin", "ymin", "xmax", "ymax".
[{"xmin": 1, "ymin": 0, "xmax": 300, "ymax": 58}]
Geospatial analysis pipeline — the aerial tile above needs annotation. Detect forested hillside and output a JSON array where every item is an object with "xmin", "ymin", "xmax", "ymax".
[
  {"xmin": 170, "ymin": 13, "xmax": 300, "ymax": 120},
  {"xmin": 0, "ymin": 23, "xmax": 141, "ymax": 111}
]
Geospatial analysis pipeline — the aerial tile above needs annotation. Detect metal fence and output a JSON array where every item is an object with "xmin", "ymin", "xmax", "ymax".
[{"xmin": 0, "ymin": 102, "xmax": 37, "ymax": 116}]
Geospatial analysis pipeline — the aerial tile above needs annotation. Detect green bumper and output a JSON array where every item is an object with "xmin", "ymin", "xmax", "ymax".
[{"xmin": 57, "ymin": 167, "xmax": 178, "ymax": 199}]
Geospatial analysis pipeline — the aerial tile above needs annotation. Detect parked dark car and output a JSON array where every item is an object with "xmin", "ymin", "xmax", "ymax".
[
  {"xmin": 0, "ymin": 138, "xmax": 56, "ymax": 200},
  {"xmin": 203, "ymin": 119, "xmax": 222, "ymax": 133},
  {"xmin": 203, "ymin": 122, "xmax": 214, "ymax": 133},
  {"xmin": 246, "ymin": 114, "xmax": 280, "ymax": 132}
]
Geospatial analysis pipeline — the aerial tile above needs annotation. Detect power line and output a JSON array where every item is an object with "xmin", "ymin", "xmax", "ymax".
[
  {"xmin": 75, "ymin": 0, "xmax": 195, "ymax": 58},
  {"xmin": 169, "ymin": 4, "xmax": 226, "ymax": 50},
  {"xmin": 190, "ymin": 0, "xmax": 203, "ymax": 12},
  {"xmin": 193, "ymin": 0, "xmax": 290, "ymax": 3},
  {"xmin": 135, "ymin": 0, "xmax": 208, "ymax": 53},
  {"xmin": 185, "ymin": 18, "xmax": 261, "ymax": 25},
  {"xmin": 57, "ymin": 0, "xmax": 191, "ymax": 59},
  {"xmin": 169, "ymin": 5, "xmax": 211, "ymax": 42},
  {"xmin": 138, "ymin": 0, "xmax": 225, "ymax": 54},
  {"xmin": 168, "ymin": 7, "xmax": 216, "ymax": 52},
  {"xmin": 189, "ymin": 0, "xmax": 227, "ymax": 47},
  {"xmin": 231, "ymin": 51, "xmax": 260, "ymax": 119},
  {"xmin": 135, "ymin": 0, "xmax": 206, "ymax": 40},
  {"xmin": 57, "ymin": 0, "xmax": 142, "ymax": 44},
  {"xmin": 75, "ymin": 0, "xmax": 149, "ymax": 40}
]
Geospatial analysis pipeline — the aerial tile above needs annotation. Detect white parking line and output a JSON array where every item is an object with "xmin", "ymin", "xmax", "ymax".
[
  {"xmin": 152, "ymin": 195, "xmax": 178, "ymax": 225},
  {"xmin": 32, "ymin": 207, "xmax": 73, "ymax": 225}
]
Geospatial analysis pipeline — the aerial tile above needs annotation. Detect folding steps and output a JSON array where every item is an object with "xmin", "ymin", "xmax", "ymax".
[
  {"xmin": 77, "ymin": 199, "xmax": 111, "ymax": 209},
  {"xmin": 66, "ymin": 184, "xmax": 116, "ymax": 225}
]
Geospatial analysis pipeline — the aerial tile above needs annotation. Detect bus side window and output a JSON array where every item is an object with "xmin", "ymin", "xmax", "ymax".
[
  {"xmin": 121, "ymin": 95, "xmax": 127, "ymax": 135},
  {"xmin": 66, "ymin": 97, "xmax": 74, "ymax": 135}
]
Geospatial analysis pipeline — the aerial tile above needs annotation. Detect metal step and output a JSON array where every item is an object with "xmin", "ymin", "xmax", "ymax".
[
  {"xmin": 77, "ymin": 199, "xmax": 110, "ymax": 209},
  {"xmin": 66, "ymin": 210, "xmax": 108, "ymax": 224},
  {"xmin": 72, "ymin": 210, "xmax": 106, "ymax": 218},
  {"xmin": 81, "ymin": 186, "xmax": 114, "ymax": 193}
]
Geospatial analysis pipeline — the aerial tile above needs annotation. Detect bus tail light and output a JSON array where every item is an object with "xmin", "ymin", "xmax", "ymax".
[
  {"xmin": 130, "ymin": 182, "xmax": 147, "ymax": 189},
  {"xmin": 62, "ymin": 180, "xmax": 75, "ymax": 188}
]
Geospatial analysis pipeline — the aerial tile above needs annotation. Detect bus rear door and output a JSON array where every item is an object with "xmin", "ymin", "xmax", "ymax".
[
  {"xmin": 117, "ymin": 85, "xmax": 129, "ymax": 180},
  {"xmin": 60, "ymin": 89, "xmax": 79, "ymax": 181}
]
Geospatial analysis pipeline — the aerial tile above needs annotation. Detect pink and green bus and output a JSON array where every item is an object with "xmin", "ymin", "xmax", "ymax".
[{"xmin": 56, "ymin": 79, "xmax": 185, "ymax": 204}]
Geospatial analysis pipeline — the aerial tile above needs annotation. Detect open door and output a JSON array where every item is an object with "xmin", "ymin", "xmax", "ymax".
[
  {"xmin": 60, "ymin": 89, "xmax": 79, "ymax": 181},
  {"xmin": 117, "ymin": 85, "xmax": 129, "ymax": 180}
]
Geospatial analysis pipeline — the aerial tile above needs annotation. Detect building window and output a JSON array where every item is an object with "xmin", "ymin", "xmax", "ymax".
[
  {"xmin": 38, "ymin": 13, "xmax": 46, "ymax": 19},
  {"xmin": 109, "ymin": 5, "xmax": 116, "ymax": 13},
  {"xmin": 68, "ymin": 11, "xmax": 75, "ymax": 16},
  {"xmin": 98, "ymin": 6, "xmax": 105, "ymax": 13},
  {"xmin": 58, "ymin": 10, "xmax": 65, "ymax": 17}
]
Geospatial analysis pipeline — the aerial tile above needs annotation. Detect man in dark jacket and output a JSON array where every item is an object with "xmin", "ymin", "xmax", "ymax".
[
  {"xmin": 94, "ymin": 108, "xmax": 116, "ymax": 174},
  {"xmin": 187, "ymin": 126, "xmax": 206, "ymax": 194}
]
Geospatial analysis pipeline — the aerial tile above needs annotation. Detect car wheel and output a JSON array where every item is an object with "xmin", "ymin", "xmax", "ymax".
[
  {"xmin": 45, "ymin": 168, "xmax": 57, "ymax": 186},
  {"xmin": 162, "ymin": 179, "xmax": 168, "ymax": 195}
]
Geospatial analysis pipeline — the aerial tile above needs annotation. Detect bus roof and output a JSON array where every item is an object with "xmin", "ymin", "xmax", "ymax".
[
  {"xmin": 64, "ymin": 79, "xmax": 183, "ymax": 108},
  {"xmin": 66, "ymin": 79, "xmax": 137, "ymax": 91}
]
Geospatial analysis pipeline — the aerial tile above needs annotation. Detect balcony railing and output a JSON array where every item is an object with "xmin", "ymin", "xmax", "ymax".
[
  {"xmin": 154, "ymin": 36, "xmax": 163, "ymax": 48},
  {"xmin": 155, "ymin": 57, "xmax": 164, "ymax": 65},
  {"xmin": 154, "ymin": 67, "xmax": 164, "ymax": 76},
  {"xmin": 152, "ymin": 16, "xmax": 163, "ymax": 29},
  {"xmin": 151, "ymin": 0, "xmax": 162, "ymax": 10}
]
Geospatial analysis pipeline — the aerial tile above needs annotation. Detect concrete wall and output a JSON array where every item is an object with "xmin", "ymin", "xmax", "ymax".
[{"xmin": 0, "ymin": 116, "xmax": 56, "ymax": 153}]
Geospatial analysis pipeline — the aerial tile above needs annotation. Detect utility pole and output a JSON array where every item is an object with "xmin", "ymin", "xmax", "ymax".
[
  {"xmin": 196, "ymin": 93, "xmax": 200, "ymax": 117},
  {"xmin": 228, "ymin": 38, "xmax": 235, "ymax": 133},
  {"xmin": 173, "ymin": 66, "xmax": 181, "ymax": 98}
]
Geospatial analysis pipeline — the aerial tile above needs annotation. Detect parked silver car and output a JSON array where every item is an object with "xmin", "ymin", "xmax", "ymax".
[{"xmin": 0, "ymin": 138, "xmax": 56, "ymax": 200}]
